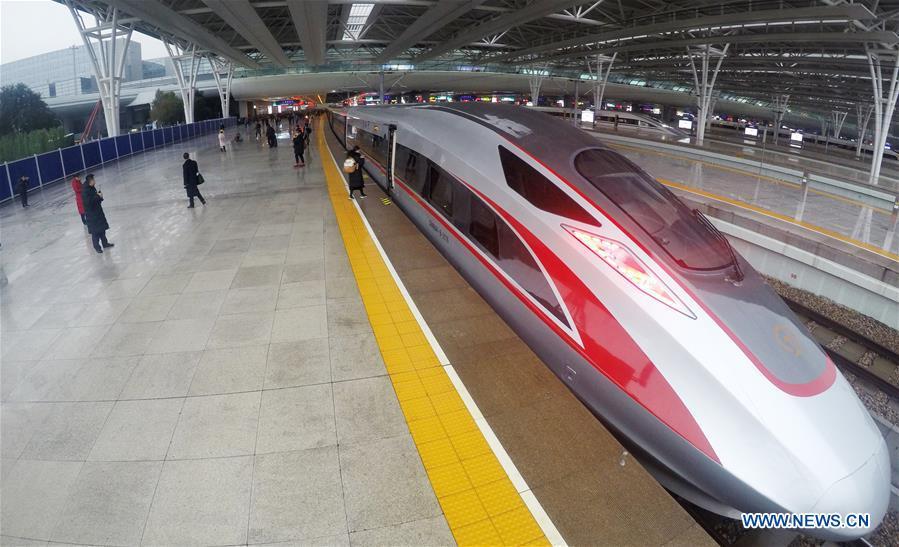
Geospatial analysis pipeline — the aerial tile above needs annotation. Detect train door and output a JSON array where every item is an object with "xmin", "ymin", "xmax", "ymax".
[{"xmin": 387, "ymin": 124, "xmax": 397, "ymax": 191}]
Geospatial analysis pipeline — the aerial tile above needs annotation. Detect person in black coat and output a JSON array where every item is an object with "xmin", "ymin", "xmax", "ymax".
[
  {"xmin": 266, "ymin": 124, "xmax": 277, "ymax": 147},
  {"xmin": 16, "ymin": 176, "xmax": 29, "ymax": 208},
  {"xmin": 81, "ymin": 174, "xmax": 113, "ymax": 253},
  {"xmin": 182, "ymin": 152, "xmax": 206, "ymax": 208},
  {"xmin": 292, "ymin": 130, "xmax": 306, "ymax": 167},
  {"xmin": 347, "ymin": 147, "xmax": 366, "ymax": 199}
]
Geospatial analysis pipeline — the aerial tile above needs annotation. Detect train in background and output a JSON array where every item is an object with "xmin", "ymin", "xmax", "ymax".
[
  {"xmin": 327, "ymin": 104, "xmax": 890, "ymax": 540},
  {"xmin": 710, "ymin": 118, "xmax": 899, "ymax": 162},
  {"xmin": 526, "ymin": 106, "xmax": 689, "ymax": 137},
  {"xmin": 533, "ymin": 105, "xmax": 898, "ymax": 164}
]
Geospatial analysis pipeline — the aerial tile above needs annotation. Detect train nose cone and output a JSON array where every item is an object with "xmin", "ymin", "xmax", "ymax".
[{"xmin": 809, "ymin": 439, "xmax": 890, "ymax": 540}]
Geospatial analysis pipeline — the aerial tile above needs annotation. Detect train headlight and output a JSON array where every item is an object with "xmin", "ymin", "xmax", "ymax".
[{"xmin": 564, "ymin": 225, "xmax": 695, "ymax": 319}]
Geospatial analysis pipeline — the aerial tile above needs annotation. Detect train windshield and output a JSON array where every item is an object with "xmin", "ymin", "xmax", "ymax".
[{"xmin": 574, "ymin": 149, "xmax": 732, "ymax": 270}]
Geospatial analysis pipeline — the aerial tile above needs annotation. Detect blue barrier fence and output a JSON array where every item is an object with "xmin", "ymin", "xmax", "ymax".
[{"xmin": 1, "ymin": 116, "xmax": 236, "ymax": 204}]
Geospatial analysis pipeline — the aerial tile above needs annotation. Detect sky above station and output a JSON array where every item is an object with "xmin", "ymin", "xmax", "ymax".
[{"xmin": 1, "ymin": 0, "xmax": 168, "ymax": 64}]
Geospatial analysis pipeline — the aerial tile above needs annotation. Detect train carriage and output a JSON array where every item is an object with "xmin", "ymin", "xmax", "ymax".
[{"xmin": 328, "ymin": 103, "xmax": 889, "ymax": 540}]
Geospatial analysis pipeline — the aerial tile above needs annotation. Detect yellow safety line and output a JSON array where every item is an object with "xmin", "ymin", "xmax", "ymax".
[
  {"xmin": 609, "ymin": 141, "xmax": 893, "ymax": 214},
  {"xmin": 659, "ymin": 178, "xmax": 899, "ymax": 263},
  {"xmin": 316, "ymin": 123, "xmax": 550, "ymax": 546}
]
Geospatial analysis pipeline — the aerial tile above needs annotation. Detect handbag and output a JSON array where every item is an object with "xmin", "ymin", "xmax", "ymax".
[
  {"xmin": 196, "ymin": 173, "xmax": 205, "ymax": 185},
  {"xmin": 342, "ymin": 158, "xmax": 357, "ymax": 174}
]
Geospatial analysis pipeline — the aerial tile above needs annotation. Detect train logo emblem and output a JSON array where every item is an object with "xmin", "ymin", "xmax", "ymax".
[{"xmin": 773, "ymin": 324, "xmax": 802, "ymax": 357}]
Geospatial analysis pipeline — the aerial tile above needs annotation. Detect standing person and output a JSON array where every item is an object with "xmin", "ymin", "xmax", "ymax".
[
  {"xmin": 292, "ymin": 129, "xmax": 306, "ymax": 167},
  {"xmin": 255, "ymin": 121, "xmax": 262, "ymax": 141},
  {"xmin": 346, "ymin": 147, "xmax": 366, "ymax": 199},
  {"xmin": 304, "ymin": 117, "xmax": 312, "ymax": 146},
  {"xmin": 71, "ymin": 175, "xmax": 86, "ymax": 224},
  {"xmin": 182, "ymin": 152, "xmax": 206, "ymax": 208},
  {"xmin": 81, "ymin": 174, "xmax": 113, "ymax": 253},
  {"xmin": 15, "ymin": 175, "xmax": 29, "ymax": 208},
  {"xmin": 218, "ymin": 129, "xmax": 227, "ymax": 152},
  {"xmin": 266, "ymin": 124, "xmax": 277, "ymax": 147}
]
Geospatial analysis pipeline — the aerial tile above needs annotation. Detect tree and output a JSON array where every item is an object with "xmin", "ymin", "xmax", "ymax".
[
  {"xmin": 150, "ymin": 90, "xmax": 184, "ymax": 125},
  {"xmin": 0, "ymin": 83, "xmax": 59, "ymax": 136},
  {"xmin": 194, "ymin": 92, "xmax": 219, "ymax": 122}
]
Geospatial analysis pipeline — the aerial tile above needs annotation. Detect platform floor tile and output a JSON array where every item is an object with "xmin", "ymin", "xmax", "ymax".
[{"xmin": 317, "ymin": 123, "xmax": 550, "ymax": 547}]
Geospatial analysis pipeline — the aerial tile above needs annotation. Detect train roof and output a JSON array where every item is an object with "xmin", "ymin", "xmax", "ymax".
[{"xmin": 346, "ymin": 103, "xmax": 609, "ymax": 159}]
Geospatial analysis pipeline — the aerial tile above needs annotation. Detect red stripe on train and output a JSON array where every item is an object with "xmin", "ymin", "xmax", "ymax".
[
  {"xmin": 502, "ymin": 138, "xmax": 835, "ymax": 397},
  {"xmin": 391, "ymin": 172, "xmax": 720, "ymax": 464}
]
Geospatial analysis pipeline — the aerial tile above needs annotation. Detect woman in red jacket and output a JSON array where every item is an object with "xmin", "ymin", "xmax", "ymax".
[{"xmin": 71, "ymin": 175, "xmax": 86, "ymax": 225}]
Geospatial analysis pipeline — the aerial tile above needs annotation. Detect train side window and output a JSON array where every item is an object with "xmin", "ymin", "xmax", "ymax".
[
  {"xmin": 396, "ymin": 144, "xmax": 426, "ymax": 194},
  {"xmin": 427, "ymin": 162, "xmax": 454, "ymax": 217},
  {"xmin": 497, "ymin": 223, "xmax": 569, "ymax": 326},
  {"xmin": 394, "ymin": 145, "xmax": 408, "ymax": 186},
  {"xmin": 499, "ymin": 146, "xmax": 598, "ymax": 226},
  {"xmin": 370, "ymin": 133, "xmax": 387, "ymax": 165},
  {"xmin": 468, "ymin": 198, "xmax": 499, "ymax": 257},
  {"xmin": 451, "ymin": 181, "xmax": 472, "ymax": 233}
]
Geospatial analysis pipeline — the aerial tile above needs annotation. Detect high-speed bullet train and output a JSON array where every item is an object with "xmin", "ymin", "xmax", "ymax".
[{"xmin": 328, "ymin": 104, "xmax": 889, "ymax": 539}]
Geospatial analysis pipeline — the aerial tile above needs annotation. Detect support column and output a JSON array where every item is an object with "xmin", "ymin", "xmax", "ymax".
[
  {"xmin": 831, "ymin": 110, "xmax": 848, "ymax": 140},
  {"xmin": 772, "ymin": 93, "xmax": 790, "ymax": 145},
  {"xmin": 379, "ymin": 70, "xmax": 385, "ymax": 104},
  {"xmin": 527, "ymin": 66, "xmax": 548, "ymax": 106},
  {"xmin": 572, "ymin": 79, "xmax": 579, "ymax": 126},
  {"xmin": 686, "ymin": 43, "xmax": 730, "ymax": 146},
  {"xmin": 704, "ymin": 93, "xmax": 718, "ymax": 134},
  {"xmin": 66, "ymin": 0, "xmax": 133, "ymax": 137},
  {"xmin": 865, "ymin": 45, "xmax": 899, "ymax": 186},
  {"xmin": 210, "ymin": 56, "xmax": 234, "ymax": 118},
  {"xmin": 855, "ymin": 103, "xmax": 874, "ymax": 159},
  {"xmin": 165, "ymin": 39, "xmax": 201, "ymax": 123},
  {"xmin": 586, "ymin": 53, "xmax": 616, "ymax": 129}
]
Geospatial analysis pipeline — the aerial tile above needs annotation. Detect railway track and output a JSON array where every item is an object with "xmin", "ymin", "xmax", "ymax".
[{"xmin": 785, "ymin": 298, "xmax": 899, "ymax": 402}]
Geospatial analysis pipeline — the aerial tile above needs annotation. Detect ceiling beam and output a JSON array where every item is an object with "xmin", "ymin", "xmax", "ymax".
[
  {"xmin": 202, "ymin": 0, "xmax": 292, "ymax": 67},
  {"xmin": 490, "ymin": 4, "xmax": 877, "ymax": 63},
  {"xmin": 374, "ymin": 0, "xmax": 487, "ymax": 63},
  {"xmin": 286, "ymin": 0, "xmax": 328, "ymax": 66},
  {"xmin": 539, "ymin": 31, "xmax": 899, "ymax": 64},
  {"xmin": 102, "ymin": 0, "xmax": 260, "ymax": 68},
  {"xmin": 414, "ymin": 0, "xmax": 578, "ymax": 62}
]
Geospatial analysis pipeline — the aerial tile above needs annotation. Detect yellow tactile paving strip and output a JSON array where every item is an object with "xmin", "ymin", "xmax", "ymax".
[{"xmin": 316, "ymin": 122, "xmax": 550, "ymax": 546}]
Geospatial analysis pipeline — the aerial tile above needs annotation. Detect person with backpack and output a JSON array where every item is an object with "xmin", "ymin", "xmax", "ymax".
[
  {"xmin": 71, "ymin": 174, "xmax": 86, "ymax": 224},
  {"xmin": 344, "ymin": 146, "xmax": 366, "ymax": 199},
  {"xmin": 182, "ymin": 152, "xmax": 206, "ymax": 208},
  {"xmin": 82, "ymin": 174, "xmax": 113, "ymax": 253},
  {"xmin": 292, "ymin": 128, "xmax": 306, "ymax": 167}
]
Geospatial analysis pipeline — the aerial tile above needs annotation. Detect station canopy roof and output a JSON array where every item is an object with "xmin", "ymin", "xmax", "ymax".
[{"xmin": 68, "ymin": 0, "xmax": 899, "ymax": 121}]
